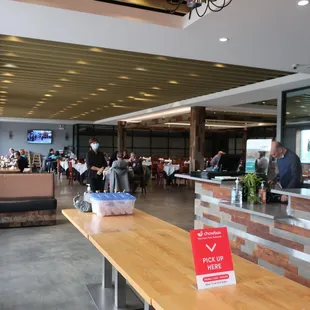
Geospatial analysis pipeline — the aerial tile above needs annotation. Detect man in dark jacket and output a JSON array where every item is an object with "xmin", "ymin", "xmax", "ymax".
[{"xmin": 86, "ymin": 137, "xmax": 107, "ymax": 192}]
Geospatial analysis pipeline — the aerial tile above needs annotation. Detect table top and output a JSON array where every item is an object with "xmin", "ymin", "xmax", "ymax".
[
  {"xmin": 272, "ymin": 188, "xmax": 310, "ymax": 200},
  {"xmin": 0, "ymin": 168, "xmax": 20, "ymax": 173},
  {"xmin": 62, "ymin": 209, "xmax": 179, "ymax": 239},
  {"xmin": 89, "ymin": 228, "xmax": 310, "ymax": 310}
]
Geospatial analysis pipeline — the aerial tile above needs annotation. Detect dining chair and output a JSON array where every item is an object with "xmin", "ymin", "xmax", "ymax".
[{"xmin": 68, "ymin": 161, "xmax": 76, "ymax": 186}]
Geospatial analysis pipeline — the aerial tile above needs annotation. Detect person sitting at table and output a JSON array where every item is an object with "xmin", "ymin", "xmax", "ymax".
[
  {"xmin": 45, "ymin": 148, "xmax": 57, "ymax": 172},
  {"xmin": 123, "ymin": 150, "xmax": 130, "ymax": 160},
  {"xmin": 128, "ymin": 152, "xmax": 143, "ymax": 193},
  {"xmin": 86, "ymin": 137, "xmax": 107, "ymax": 192},
  {"xmin": 8, "ymin": 148, "xmax": 15, "ymax": 159},
  {"xmin": 14, "ymin": 151, "xmax": 27, "ymax": 173},
  {"xmin": 19, "ymin": 149, "xmax": 29, "ymax": 168},
  {"xmin": 110, "ymin": 152, "xmax": 130, "ymax": 192}
]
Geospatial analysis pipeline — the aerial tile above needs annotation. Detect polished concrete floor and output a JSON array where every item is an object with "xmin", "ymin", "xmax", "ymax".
[{"xmin": 0, "ymin": 178, "xmax": 194, "ymax": 310}]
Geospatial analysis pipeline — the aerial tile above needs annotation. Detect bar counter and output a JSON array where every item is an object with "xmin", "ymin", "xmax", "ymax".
[{"xmin": 176, "ymin": 174, "xmax": 310, "ymax": 287}]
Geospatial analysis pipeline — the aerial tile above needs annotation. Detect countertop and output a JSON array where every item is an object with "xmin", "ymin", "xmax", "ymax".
[
  {"xmin": 271, "ymin": 188, "xmax": 310, "ymax": 200},
  {"xmin": 220, "ymin": 201, "xmax": 289, "ymax": 219},
  {"xmin": 175, "ymin": 174, "xmax": 236, "ymax": 185}
]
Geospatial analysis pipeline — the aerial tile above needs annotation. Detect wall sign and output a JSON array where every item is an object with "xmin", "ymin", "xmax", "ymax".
[{"xmin": 190, "ymin": 227, "xmax": 236, "ymax": 290}]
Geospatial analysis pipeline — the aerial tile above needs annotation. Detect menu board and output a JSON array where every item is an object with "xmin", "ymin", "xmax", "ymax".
[
  {"xmin": 300, "ymin": 130, "xmax": 310, "ymax": 164},
  {"xmin": 245, "ymin": 139, "xmax": 272, "ymax": 174}
]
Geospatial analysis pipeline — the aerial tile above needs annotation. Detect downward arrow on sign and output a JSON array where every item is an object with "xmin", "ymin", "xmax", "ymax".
[{"xmin": 206, "ymin": 243, "xmax": 217, "ymax": 252}]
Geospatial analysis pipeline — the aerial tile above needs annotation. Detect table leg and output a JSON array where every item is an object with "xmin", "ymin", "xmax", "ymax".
[
  {"xmin": 114, "ymin": 269, "xmax": 127, "ymax": 308},
  {"xmin": 144, "ymin": 301, "xmax": 155, "ymax": 310},
  {"xmin": 103, "ymin": 257, "xmax": 112, "ymax": 288}
]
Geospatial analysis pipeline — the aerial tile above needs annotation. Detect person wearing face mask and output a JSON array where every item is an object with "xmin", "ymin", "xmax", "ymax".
[
  {"xmin": 270, "ymin": 141, "xmax": 302, "ymax": 202},
  {"xmin": 86, "ymin": 137, "xmax": 107, "ymax": 192}
]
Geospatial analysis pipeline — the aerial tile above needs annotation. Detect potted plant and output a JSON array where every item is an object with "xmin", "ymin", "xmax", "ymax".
[{"xmin": 241, "ymin": 173, "xmax": 263, "ymax": 203}]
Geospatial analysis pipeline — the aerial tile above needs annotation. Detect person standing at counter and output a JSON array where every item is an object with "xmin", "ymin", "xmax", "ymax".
[
  {"xmin": 271, "ymin": 141, "xmax": 302, "ymax": 201},
  {"xmin": 210, "ymin": 151, "xmax": 225, "ymax": 170}
]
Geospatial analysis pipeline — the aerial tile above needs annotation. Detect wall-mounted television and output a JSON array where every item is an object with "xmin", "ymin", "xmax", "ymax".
[{"xmin": 27, "ymin": 130, "xmax": 53, "ymax": 144}]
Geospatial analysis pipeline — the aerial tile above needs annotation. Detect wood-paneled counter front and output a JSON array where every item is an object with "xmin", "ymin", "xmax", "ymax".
[{"xmin": 176, "ymin": 174, "xmax": 310, "ymax": 287}]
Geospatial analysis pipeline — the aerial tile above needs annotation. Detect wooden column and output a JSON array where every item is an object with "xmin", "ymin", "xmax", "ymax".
[
  {"xmin": 117, "ymin": 121, "xmax": 126, "ymax": 152},
  {"xmin": 190, "ymin": 107, "xmax": 205, "ymax": 172},
  {"xmin": 242, "ymin": 127, "xmax": 248, "ymax": 153}
]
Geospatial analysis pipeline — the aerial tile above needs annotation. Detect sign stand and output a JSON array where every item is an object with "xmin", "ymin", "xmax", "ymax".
[{"xmin": 190, "ymin": 227, "xmax": 236, "ymax": 290}]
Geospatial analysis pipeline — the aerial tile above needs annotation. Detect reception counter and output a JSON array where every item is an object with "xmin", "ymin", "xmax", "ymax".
[{"xmin": 176, "ymin": 174, "xmax": 310, "ymax": 287}]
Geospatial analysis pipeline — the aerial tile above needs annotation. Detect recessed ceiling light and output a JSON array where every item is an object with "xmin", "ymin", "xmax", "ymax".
[
  {"xmin": 263, "ymin": 101, "xmax": 266, "ymax": 104},
  {"xmin": 59, "ymin": 78, "xmax": 69, "ymax": 82},
  {"xmin": 140, "ymin": 92, "xmax": 155, "ymax": 97},
  {"xmin": 44, "ymin": 94, "xmax": 52, "ymax": 97},
  {"xmin": 189, "ymin": 73, "xmax": 199, "ymax": 77},
  {"xmin": 66, "ymin": 70, "xmax": 78, "ymax": 74},
  {"xmin": 53, "ymin": 84, "xmax": 62, "ymax": 88},
  {"xmin": 89, "ymin": 47, "xmax": 103, "ymax": 53},
  {"xmin": 90, "ymin": 110, "xmax": 95, "ymax": 113},
  {"xmin": 295, "ymin": 100, "xmax": 301, "ymax": 103},
  {"xmin": 156, "ymin": 56, "xmax": 168, "ymax": 61},
  {"xmin": 1, "ymin": 86, "xmax": 8, "ymax": 89},
  {"xmin": 219, "ymin": 37, "xmax": 229, "ymax": 42},
  {"xmin": 301, "ymin": 105, "xmax": 306, "ymax": 108},
  {"xmin": 48, "ymin": 89, "xmax": 57, "ymax": 93},
  {"xmin": 118, "ymin": 100, "xmax": 124, "ymax": 102},
  {"xmin": 119, "ymin": 76, "xmax": 129, "ymax": 79},
  {"xmin": 134, "ymin": 98, "xmax": 149, "ymax": 101},
  {"xmin": 71, "ymin": 103, "xmax": 78, "ymax": 106},
  {"xmin": 38, "ymin": 101, "xmax": 44, "ymax": 104},
  {"xmin": 59, "ymin": 110, "xmax": 64, "ymax": 113},
  {"xmin": 33, "ymin": 107, "xmax": 38, "ymax": 109},
  {"xmin": 2, "ymin": 73, "xmax": 15, "ymax": 77},
  {"xmin": 127, "ymin": 96, "xmax": 135, "ymax": 99},
  {"xmin": 4, "ymin": 52, "xmax": 17, "ymax": 57},
  {"xmin": 42, "ymin": 98, "xmax": 47, "ymax": 101},
  {"xmin": 152, "ymin": 87, "xmax": 161, "ymax": 90},
  {"xmin": 0, "ymin": 91, "xmax": 7, "ymax": 94},
  {"xmin": 3, "ymin": 64, "xmax": 18, "ymax": 68},
  {"xmin": 97, "ymin": 88, "xmax": 107, "ymax": 92},
  {"xmin": 0, "ymin": 98, "xmax": 6, "ymax": 101},
  {"xmin": 67, "ymin": 106, "xmax": 73, "ymax": 109},
  {"xmin": 2, "ymin": 80, "xmax": 13, "ymax": 84},
  {"xmin": 214, "ymin": 63, "xmax": 226, "ymax": 68},
  {"xmin": 97, "ymin": 108, "xmax": 101, "ymax": 111},
  {"xmin": 108, "ymin": 83, "xmax": 117, "ymax": 86},
  {"xmin": 90, "ymin": 93, "xmax": 98, "ymax": 96},
  {"xmin": 76, "ymin": 60, "xmax": 88, "ymax": 65},
  {"xmin": 286, "ymin": 112, "xmax": 291, "ymax": 115},
  {"xmin": 168, "ymin": 80, "xmax": 179, "ymax": 84},
  {"xmin": 83, "ymin": 97, "xmax": 89, "ymax": 100},
  {"xmin": 6, "ymin": 36, "xmax": 23, "ymax": 43},
  {"xmin": 77, "ymin": 100, "xmax": 83, "ymax": 103},
  {"xmin": 35, "ymin": 104, "xmax": 41, "ymax": 107},
  {"xmin": 135, "ymin": 67, "xmax": 147, "ymax": 71},
  {"xmin": 298, "ymin": 0, "xmax": 309, "ymax": 6}
]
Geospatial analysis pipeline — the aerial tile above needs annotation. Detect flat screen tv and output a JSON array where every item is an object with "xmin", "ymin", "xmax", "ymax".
[{"xmin": 27, "ymin": 130, "xmax": 53, "ymax": 144}]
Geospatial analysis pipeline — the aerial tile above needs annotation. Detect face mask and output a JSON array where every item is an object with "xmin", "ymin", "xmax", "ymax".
[{"xmin": 91, "ymin": 143, "xmax": 99, "ymax": 150}]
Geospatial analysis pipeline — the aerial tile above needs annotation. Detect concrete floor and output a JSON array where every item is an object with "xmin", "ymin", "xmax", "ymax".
[{"xmin": 0, "ymin": 179, "xmax": 194, "ymax": 310}]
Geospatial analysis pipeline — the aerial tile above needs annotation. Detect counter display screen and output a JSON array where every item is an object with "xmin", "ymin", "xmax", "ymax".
[{"xmin": 300, "ymin": 130, "xmax": 310, "ymax": 163}]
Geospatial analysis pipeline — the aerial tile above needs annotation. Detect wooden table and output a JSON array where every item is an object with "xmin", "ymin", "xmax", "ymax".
[
  {"xmin": 62, "ymin": 209, "xmax": 180, "ymax": 239},
  {"xmin": 63, "ymin": 210, "xmax": 310, "ymax": 310},
  {"xmin": 89, "ymin": 228, "xmax": 310, "ymax": 310},
  {"xmin": 0, "ymin": 168, "xmax": 20, "ymax": 173}
]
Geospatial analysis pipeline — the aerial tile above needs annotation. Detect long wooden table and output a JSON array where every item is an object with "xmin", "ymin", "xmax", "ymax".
[{"xmin": 62, "ymin": 209, "xmax": 310, "ymax": 310}]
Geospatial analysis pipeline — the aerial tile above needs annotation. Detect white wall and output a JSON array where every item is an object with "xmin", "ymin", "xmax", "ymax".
[{"xmin": 0, "ymin": 122, "xmax": 73, "ymax": 156}]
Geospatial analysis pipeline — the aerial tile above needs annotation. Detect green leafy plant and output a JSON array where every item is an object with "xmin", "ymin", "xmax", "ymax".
[{"xmin": 241, "ymin": 173, "xmax": 263, "ymax": 203}]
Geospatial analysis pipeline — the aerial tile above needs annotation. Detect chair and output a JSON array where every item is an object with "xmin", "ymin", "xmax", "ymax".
[
  {"xmin": 68, "ymin": 161, "xmax": 76, "ymax": 186},
  {"xmin": 157, "ymin": 163, "xmax": 165, "ymax": 187},
  {"xmin": 177, "ymin": 162, "xmax": 189, "ymax": 186},
  {"xmin": 141, "ymin": 166, "xmax": 151, "ymax": 194},
  {"xmin": 57, "ymin": 159, "xmax": 61, "ymax": 180},
  {"xmin": 32, "ymin": 153, "xmax": 42, "ymax": 171}
]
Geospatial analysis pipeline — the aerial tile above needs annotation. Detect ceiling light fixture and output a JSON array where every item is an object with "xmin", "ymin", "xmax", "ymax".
[
  {"xmin": 2, "ymin": 80, "xmax": 13, "ymax": 84},
  {"xmin": 38, "ymin": 101, "xmax": 44, "ymax": 104},
  {"xmin": 156, "ymin": 56, "xmax": 168, "ymax": 61},
  {"xmin": 0, "ymin": 91, "xmax": 7, "ymax": 94},
  {"xmin": 298, "ymin": 0, "xmax": 309, "ymax": 6},
  {"xmin": 71, "ymin": 103, "xmax": 78, "ymax": 106},
  {"xmin": 189, "ymin": 73, "xmax": 199, "ymax": 77},
  {"xmin": 53, "ymin": 84, "xmax": 62, "ymax": 88},
  {"xmin": 108, "ymin": 83, "xmax": 117, "ymax": 86},
  {"xmin": 135, "ymin": 67, "xmax": 147, "ymax": 71},
  {"xmin": 76, "ymin": 60, "xmax": 88, "ymax": 65},
  {"xmin": 127, "ymin": 96, "xmax": 135, "ymax": 99},
  {"xmin": 6, "ymin": 36, "xmax": 23, "ymax": 42},
  {"xmin": 2, "ymin": 73, "xmax": 15, "ymax": 77},
  {"xmin": 90, "ymin": 93, "xmax": 98, "ymax": 96},
  {"xmin": 44, "ymin": 94, "xmax": 52, "ymax": 97},
  {"xmin": 118, "ymin": 100, "xmax": 124, "ymax": 102},
  {"xmin": 77, "ymin": 100, "xmax": 83, "ymax": 103},
  {"xmin": 66, "ymin": 70, "xmax": 79, "ymax": 74},
  {"xmin": 152, "ymin": 87, "xmax": 161, "ymax": 90},
  {"xmin": 219, "ymin": 37, "xmax": 229, "ymax": 42},
  {"xmin": 3, "ymin": 64, "xmax": 18, "ymax": 68},
  {"xmin": 97, "ymin": 88, "xmax": 107, "ymax": 92},
  {"xmin": 214, "ymin": 63, "xmax": 226, "ymax": 68},
  {"xmin": 119, "ymin": 76, "xmax": 129, "ymax": 79},
  {"xmin": 48, "ymin": 89, "xmax": 57, "ymax": 93},
  {"xmin": 89, "ymin": 47, "xmax": 103, "ymax": 53},
  {"xmin": 59, "ymin": 78, "xmax": 69, "ymax": 82},
  {"xmin": 168, "ymin": 80, "xmax": 179, "ymax": 84},
  {"xmin": 83, "ymin": 97, "xmax": 89, "ymax": 100},
  {"xmin": 4, "ymin": 52, "xmax": 17, "ymax": 57}
]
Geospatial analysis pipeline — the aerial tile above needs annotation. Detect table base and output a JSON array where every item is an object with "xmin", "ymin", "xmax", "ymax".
[{"xmin": 87, "ymin": 283, "xmax": 143, "ymax": 310}]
